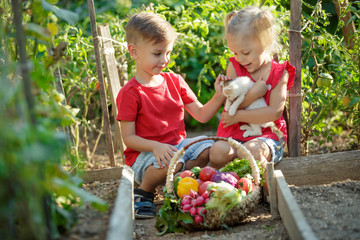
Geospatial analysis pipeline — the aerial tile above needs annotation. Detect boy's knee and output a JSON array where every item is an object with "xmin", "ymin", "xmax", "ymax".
[{"xmin": 184, "ymin": 148, "xmax": 210, "ymax": 170}]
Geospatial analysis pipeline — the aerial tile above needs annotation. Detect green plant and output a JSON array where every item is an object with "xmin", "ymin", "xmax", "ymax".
[
  {"xmin": 301, "ymin": 0, "xmax": 359, "ymax": 153},
  {"xmin": 0, "ymin": 1, "xmax": 107, "ymax": 239}
]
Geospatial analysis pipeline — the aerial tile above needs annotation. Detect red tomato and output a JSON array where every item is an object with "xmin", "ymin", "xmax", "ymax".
[
  {"xmin": 180, "ymin": 170, "xmax": 194, "ymax": 178},
  {"xmin": 198, "ymin": 181, "xmax": 212, "ymax": 195},
  {"xmin": 199, "ymin": 166, "xmax": 216, "ymax": 181},
  {"xmin": 238, "ymin": 178, "xmax": 252, "ymax": 194}
]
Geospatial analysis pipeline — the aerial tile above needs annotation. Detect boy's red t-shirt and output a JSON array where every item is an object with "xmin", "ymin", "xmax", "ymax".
[
  {"xmin": 116, "ymin": 72, "xmax": 197, "ymax": 167},
  {"xmin": 216, "ymin": 57, "xmax": 295, "ymax": 143}
]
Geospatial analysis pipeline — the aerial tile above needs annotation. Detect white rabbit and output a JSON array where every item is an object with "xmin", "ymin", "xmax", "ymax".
[{"xmin": 221, "ymin": 76, "xmax": 284, "ymax": 148}]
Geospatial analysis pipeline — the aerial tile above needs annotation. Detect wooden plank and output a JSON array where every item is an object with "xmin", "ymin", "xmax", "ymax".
[
  {"xmin": 107, "ymin": 165, "xmax": 134, "ymax": 240},
  {"xmin": 288, "ymin": 0, "xmax": 302, "ymax": 157},
  {"xmin": 82, "ymin": 167, "xmax": 123, "ymax": 183},
  {"xmin": 266, "ymin": 162, "xmax": 279, "ymax": 219},
  {"xmin": 98, "ymin": 24, "xmax": 125, "ymax": 164},
  {"xmin": 87, "ymin": 0, "xmax": 115, "ymax": 167},
  {"xmin": 276, "ymin": 150, "xmax": 360, "ymax": 186},
  {"xmin": 275, "ymin": 170, "xmax": 318, "ymax": 240}
]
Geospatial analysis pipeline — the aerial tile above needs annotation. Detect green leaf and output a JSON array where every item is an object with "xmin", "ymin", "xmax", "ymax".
[
  {"xmin": 41, "ymin": 0, "xmax": 79, "ymax": 25},
  {"xmin": 24, "ymin": 23, "xmax": 52, "ymax": 42},
  {"xmin": 348, "ymin": 97, "xmax": 359, "ymax": 107},
  {"xmin": 51, "ymin": 178, "xmax": 108, "ymax": 211}
]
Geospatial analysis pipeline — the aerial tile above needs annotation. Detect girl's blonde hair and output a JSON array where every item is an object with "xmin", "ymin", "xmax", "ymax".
[
  {"xmin": 126, "ymin": 12, "xmax": 177, "ymax": 45},
  {"xmin": 224, "ymin": 6, "xmax": 279, "ymax": 54}
]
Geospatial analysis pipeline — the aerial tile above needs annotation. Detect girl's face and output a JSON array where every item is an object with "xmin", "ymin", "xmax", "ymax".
[
  {"xmin": 132, "ymin": 39, "xmax": 173, "ymax": 78},
  {"xmin": 226, "ymin": 33, "xmax": 270, "ymax": 74}
]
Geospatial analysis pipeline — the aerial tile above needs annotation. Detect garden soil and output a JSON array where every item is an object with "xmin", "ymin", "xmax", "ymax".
[{"xmin": 60, "ymin": 130, "xmax": 360, "ymax": 240}]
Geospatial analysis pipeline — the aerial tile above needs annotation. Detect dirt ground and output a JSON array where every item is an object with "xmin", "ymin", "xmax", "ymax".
[{"xmin": 60, "ymin": 129, "xmax": 359, "ymax": 240}]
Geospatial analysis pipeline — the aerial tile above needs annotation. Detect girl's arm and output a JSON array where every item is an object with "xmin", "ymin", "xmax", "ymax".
[
  {"xmin": 227, "ymin": 63, "xmax": 267, "ymax": 109},
  {"xmin": 221, "ymin": 70, "xmax": 289, "ymax": 128},
  {"xmin": 185, "ymin": 74, "xmax": 227, "ymax": 123},
  {"xmin": 120, "ymin": 120, "xmax": 177, "ymax": 167}
]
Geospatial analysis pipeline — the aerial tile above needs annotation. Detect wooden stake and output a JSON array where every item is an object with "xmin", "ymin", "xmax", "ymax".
[
  {"xmin": 87, "ymin": 0, "xmax": 115, "ymax": 167},
  {"xmin": 266, "ymin": 162, "xmax": 279, "ymax": 219},
  {"xmin": 11, "ymin": 0, "xmax": 36, "ymax": 125},
  {"xmin": 98, "ymin": 24, "xmax": 126, "ymax": 164},
  {"xmin": 333, "ymin": 0, "xmax": 356, "ymax": 49},
  {"xmin": 288, "ymin": 0, "xmax": 302, "ymax": 157}
]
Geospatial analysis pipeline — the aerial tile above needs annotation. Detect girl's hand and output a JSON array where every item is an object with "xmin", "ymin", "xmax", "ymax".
[
  {"xmin": 252, "ymin": 77, "xmax": 267, "ymax": 98},
  {"xmin": 152, "ymin": 142, "xmax": 177, "ymax": 168},
  {"xmin": 221, "ymin": 111, "xmax": 240, "ymax": 128}
]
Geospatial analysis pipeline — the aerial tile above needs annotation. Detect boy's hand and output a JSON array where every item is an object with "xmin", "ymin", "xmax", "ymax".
[
  {"xmin": 153, "ymin": 142, "xmax": 178, "ymax": 168},
  {"xmin": 215, "ymin": 74, "xmax": 231, "ymax": 94}
]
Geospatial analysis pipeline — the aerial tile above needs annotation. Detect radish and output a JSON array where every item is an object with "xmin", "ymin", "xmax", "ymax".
[
  {"xmin": 197, "ymin": 207, "xmax": 207, "ymax": 215},
  {"xmin": 181, "ymin": 197, "xmax": 191, "ymax": 206},
  {"xmin": 196, "ymin": 196, "xmax": 204, "ymax": 206},
  {"xmin": 182, "ymin": 204, "xmax": 191, "ymax": 212},
  {"xmin": 201, "ymin": 190, "xmax": 209, "ymax": 199},
  {"xmin": 189, "ymin": 189, "xmax": 198, "ymax": 199},
  {"xmin": 204, "ymin": 197, "xmax": 210, "ymax": 204},
  {"xmin": 191, "ymin": 199, "xmax": 197, "ymax": 207},
  {"xmin": 189, "ymin": 207, "xmax": 197, "ymax": 216},
  {"xmin": 194, "ymin": 215, "xmax": 203, "ymax": 223}
]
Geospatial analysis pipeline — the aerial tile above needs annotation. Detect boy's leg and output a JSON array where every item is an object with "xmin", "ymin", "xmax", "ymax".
[
  {"xmin": 132, "ymin": 148, "xmax": 184, "ymax": 219},
  {"xmin": 139, "ymin": 163, "xmax": 183, "ymax": 193},
  {"xmin": 184, "ymin": 148, "xmax": 210, "ymax": 170},
  {"xmin": 179, "ymin": 136, "xmax": 214, "ymax": 170}
]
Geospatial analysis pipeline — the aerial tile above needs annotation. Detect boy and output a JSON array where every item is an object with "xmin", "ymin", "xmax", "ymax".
[{"xmin": 116, "ymin": 12, "xmax": 227, "ymax": 218}]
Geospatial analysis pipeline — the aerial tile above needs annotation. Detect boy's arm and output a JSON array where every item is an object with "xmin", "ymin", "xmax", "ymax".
[
  {"xmin": 120, "ymin": 120, "xmax": 177, "ymax": 167},
  {"xmin": 227, "ymin": 63, "xmax": 267, "ymax": 109},
  {"xmin": 185, "ymin": 74, "xmax": 227, "ymax": 123},
  {"xmin": 221, "ymin": 70, "xmax": 289, "ymax": 128}
]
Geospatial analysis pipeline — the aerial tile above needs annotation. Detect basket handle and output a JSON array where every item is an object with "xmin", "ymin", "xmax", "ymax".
[{"xmin": 165, "ymin": 137, "xmax": 261, "ymax": 194}]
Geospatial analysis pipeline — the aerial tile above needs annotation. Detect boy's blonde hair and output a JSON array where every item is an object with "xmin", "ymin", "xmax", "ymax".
[
  {"xmin": 126, "ymin": 12, "xmax": 177, "ymax": 45},
  {"xmin": 225, "ymin": 6, "xmax": 279, "ymax": 54}
]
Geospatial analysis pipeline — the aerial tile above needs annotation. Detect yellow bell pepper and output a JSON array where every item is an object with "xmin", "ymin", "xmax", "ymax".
[{"xmin": 176, "ymin": 177, "xmax": 199, "ymax": 198}]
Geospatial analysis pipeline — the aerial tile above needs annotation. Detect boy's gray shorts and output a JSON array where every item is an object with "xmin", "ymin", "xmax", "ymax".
[{"xmin": 131, "ymin": 136, "xmax": 214, "ymax": 185}]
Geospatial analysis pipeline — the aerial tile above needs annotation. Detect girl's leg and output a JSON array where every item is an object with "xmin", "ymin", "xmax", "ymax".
[
  {"xmin": 242, "ymin": 139, "xmax": 271, "ymax": 195},
  {"xmin": 209, "ymin": 141, "xmax": 237, "ymax": 169}
]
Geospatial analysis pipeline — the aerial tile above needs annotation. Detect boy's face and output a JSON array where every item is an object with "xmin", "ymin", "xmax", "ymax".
[{"xmin": 129, "ymin": 38, "xmax": 174, "ymax": 78}]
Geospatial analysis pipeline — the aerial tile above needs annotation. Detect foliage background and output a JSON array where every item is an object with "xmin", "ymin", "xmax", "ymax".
[{"xmin": 0, "ymin": 0, "xmax": 359, "ymax": 239}]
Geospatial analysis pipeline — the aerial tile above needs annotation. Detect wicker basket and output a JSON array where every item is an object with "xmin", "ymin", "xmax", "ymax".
[{"xmin": 165, "ymin": 137, "xmax": 261, "ymax": 230}]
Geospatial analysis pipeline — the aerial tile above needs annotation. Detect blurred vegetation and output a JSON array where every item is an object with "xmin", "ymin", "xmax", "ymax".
[{"xmin": 0, "ymin": 0, "xmax": 359, "ymax": 238}]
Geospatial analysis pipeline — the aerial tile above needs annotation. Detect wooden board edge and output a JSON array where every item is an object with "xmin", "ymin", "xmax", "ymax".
[
  {"xmin": 107, "ymin": 165, "xmax": 134, "ymax": 240},
  {"xmin": 276, "ymin": 150, "xmax": 360, "ymax": 186},
  {"xmin": 274, "ymin": 170, "xmax": 318, "ymax": 240},
  {"xmin": 82, "ymin": 167, "xmax": 124, "ymax": 183}
]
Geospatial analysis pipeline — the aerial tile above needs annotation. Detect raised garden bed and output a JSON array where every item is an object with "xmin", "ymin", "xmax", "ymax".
[{"xmin": 59, "ymin": 149, "xmax": 360, "ymax": 240}]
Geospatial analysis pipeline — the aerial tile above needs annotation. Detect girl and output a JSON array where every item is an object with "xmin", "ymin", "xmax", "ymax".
[{"xmin": 209, "ymin": 6, "xmax": 295, "ymax": 194}]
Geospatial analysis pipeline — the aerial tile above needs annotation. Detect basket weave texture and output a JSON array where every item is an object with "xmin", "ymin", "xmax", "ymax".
[{"xmin": 165, "ymin": 137, "xmax": 261, "ymax": 230}]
